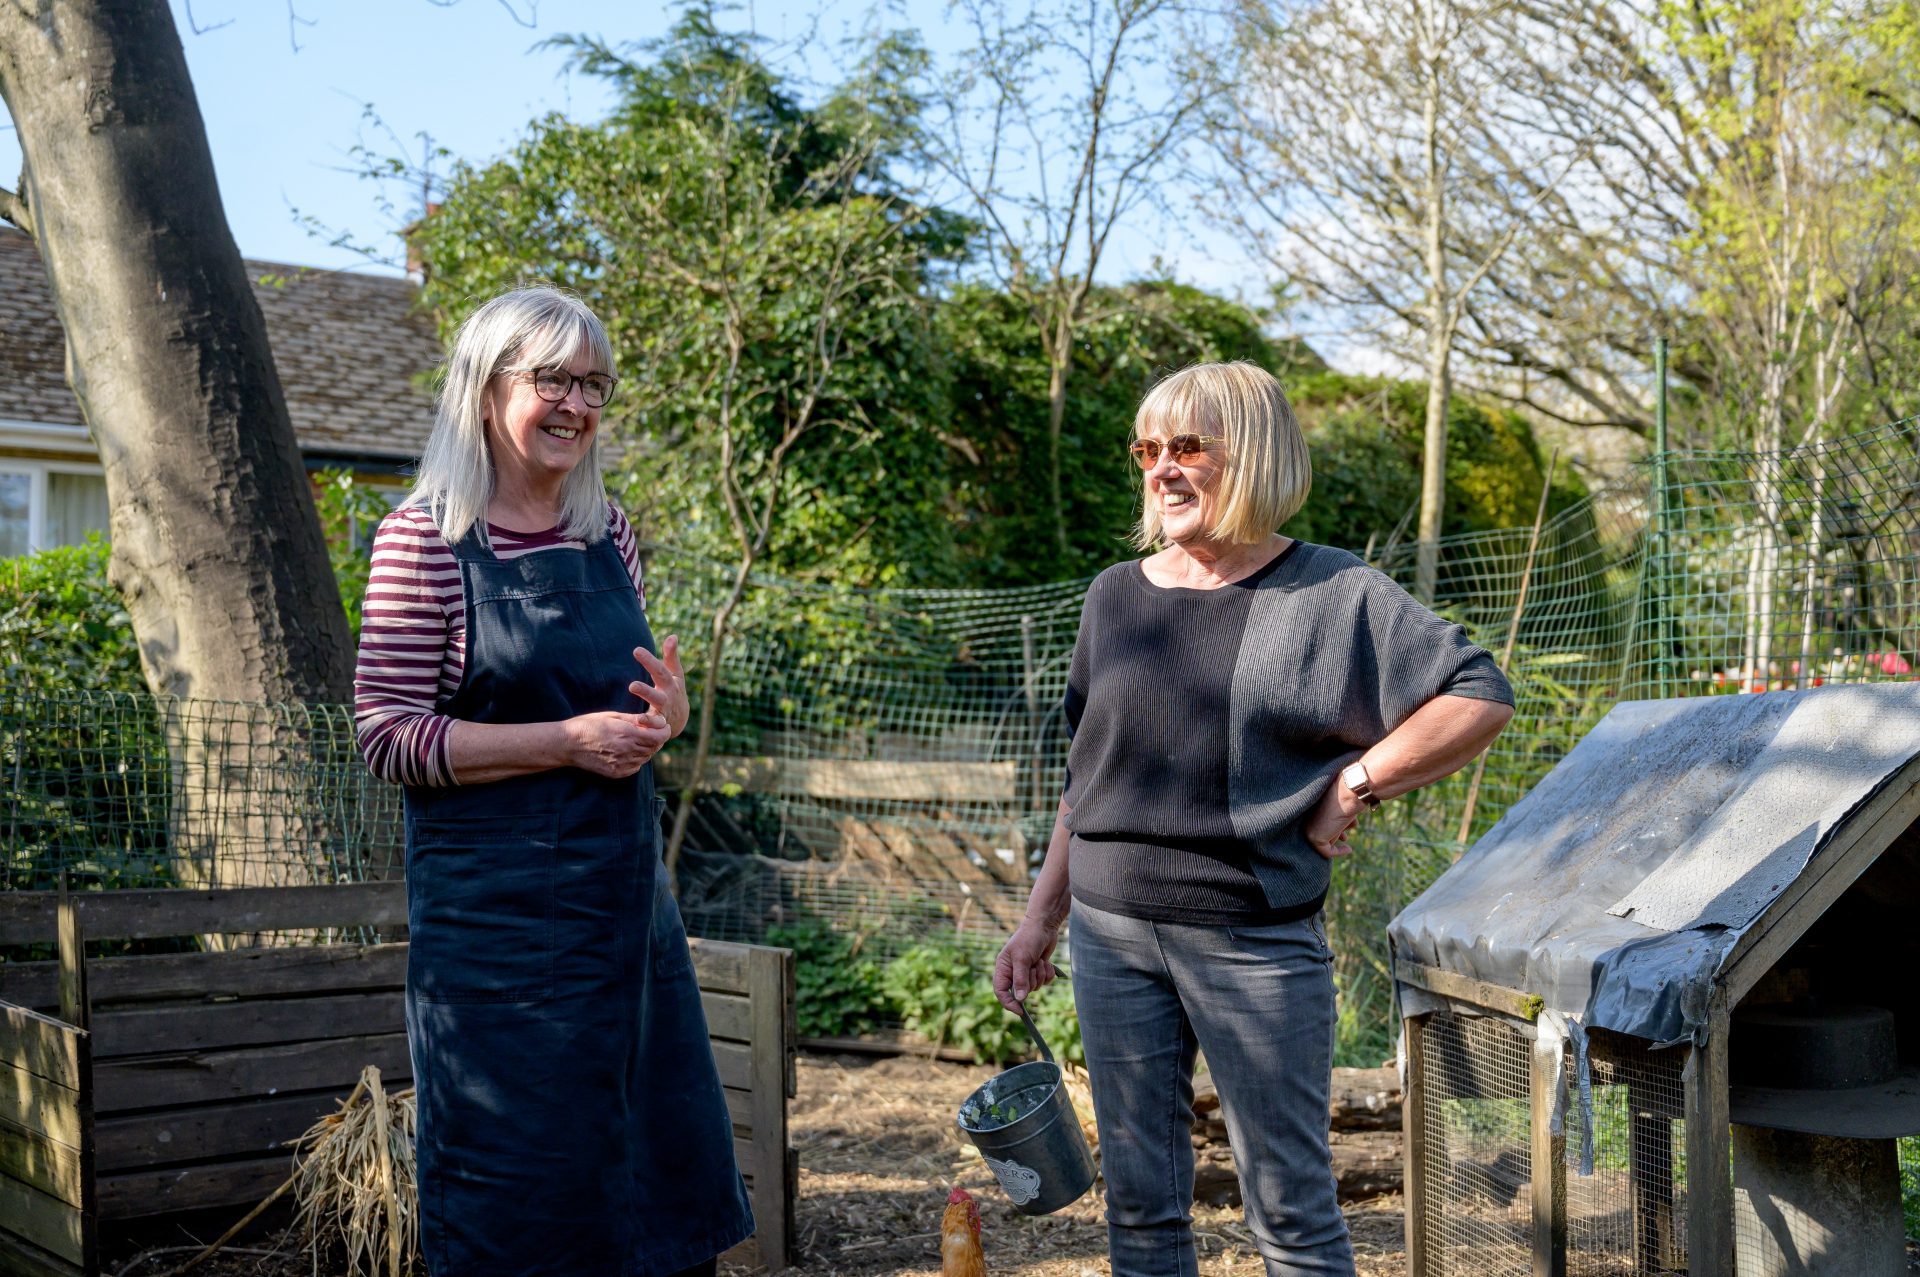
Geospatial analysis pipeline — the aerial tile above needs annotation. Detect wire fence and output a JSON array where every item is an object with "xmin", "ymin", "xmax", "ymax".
[{"xmin": 7, "ymin": 414, "xmax": 1920, "ymax": 1061}]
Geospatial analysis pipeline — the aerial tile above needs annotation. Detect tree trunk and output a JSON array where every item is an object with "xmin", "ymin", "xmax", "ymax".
[
  {"xmin": 0, "ymin": 1, "xmax": 355, "ymax": 895},
  {"xmin": 1415, "ymin": 328, "xmax": 1452, "ymax": 604},
  {"xmin": 1413, "ymin": 15, "xmax": 1450, "ymax": 605},
  {"xmin": 0, "ymin": 0, "xmax": 351, "ymax": 707},
  {"xmin": 1046, "ymin": 318, "xmax": 1072, "ymax": 559}
]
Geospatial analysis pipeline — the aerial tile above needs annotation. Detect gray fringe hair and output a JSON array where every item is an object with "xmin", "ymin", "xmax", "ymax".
[{"xmin": 405, "ymin": 286, "xmax": 616, "ymax": 545}]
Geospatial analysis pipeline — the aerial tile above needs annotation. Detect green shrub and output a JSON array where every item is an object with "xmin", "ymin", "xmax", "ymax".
[
  {"xmin": 881, "ymin": 938, "xmax": 1082, "ymax": 1067},
  {"xmin": 0, "ymin": 535, "xmax": 144, "ymax": 695},
  {"xmin": 763, "ymin": 918, "xmax": 893, "ymax": 1039}
]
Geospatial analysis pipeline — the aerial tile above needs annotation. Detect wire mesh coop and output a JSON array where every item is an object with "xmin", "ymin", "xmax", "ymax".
[{"xmin": 1393, "ymin": 682, "xmax": 1920, "ymax": 1277}]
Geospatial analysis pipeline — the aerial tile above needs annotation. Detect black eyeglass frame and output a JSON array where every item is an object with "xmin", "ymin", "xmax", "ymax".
[{"xmin": 510, "ymin": 365, "xmax": 619, "ymax": 409}]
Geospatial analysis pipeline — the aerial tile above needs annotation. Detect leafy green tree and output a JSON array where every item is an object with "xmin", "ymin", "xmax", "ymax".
[
  {"xmin": 938, "ymin": 279, "xmax": 1318, "ymax": 584},
  {"xmin": 411, "ymin": 13, "xmax": 967, "ymax": 874}
]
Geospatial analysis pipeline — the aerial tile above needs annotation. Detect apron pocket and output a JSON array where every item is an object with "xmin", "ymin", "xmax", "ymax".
[{"xmin": 407, "ymin": 811, "xmax": 561, "ymax": 1003}]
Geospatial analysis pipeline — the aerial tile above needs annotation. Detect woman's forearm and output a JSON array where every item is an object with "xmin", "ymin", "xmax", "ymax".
[
  {"xmin": 1024, "ymin": 800, "xmax": 1075, "ymax": 931},
  {"xmin": 445, "ymin": 720, "xmax": 576, "ymax": 785},
  {"xmin": 1358, "ymin": 694, "xmax": 1513, "ymax": 802}
]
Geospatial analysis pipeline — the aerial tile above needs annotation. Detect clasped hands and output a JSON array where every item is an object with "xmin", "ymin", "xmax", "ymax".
[{"xmin": 565, "ymin": 636, "xmax": 691, "ymax": 778}]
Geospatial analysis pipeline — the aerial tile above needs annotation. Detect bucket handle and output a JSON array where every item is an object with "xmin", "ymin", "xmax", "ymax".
[{"xmin": 1015, "ymin": 1001, "xmax": 1055, "ymax": 1066}]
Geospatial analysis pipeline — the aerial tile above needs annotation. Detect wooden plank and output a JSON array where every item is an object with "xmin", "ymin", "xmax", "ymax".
[
  {"xmin": 1530, "ymin": 1037, "xmax": 1566, "ymax": 1277},
  {"xmin": 96, "ymin": 1153, "xmax": 290, "ymax": 1219},
  {"xmin": 690, "ymin": 938, "xmax": 751, "ymax": 995},
  {"xmin": 95, "ymin": 1032, "xmax": 412, "ymax": 1114},
  {"xmin": 0, "ymin": 1063, "xmax": 81, "ymax": 1151},
  {"xmin": 711, "ymin": 1039, "xmax": 752, "ymax": 1092},
  {"xmin": 0, "ymin": 1005, "xmax": 83, "ymax": 1091},
  {"xmin": 0, "ymin": 1118, "xmax": 84, "ymax": 1209},
  {"xmin": 90, "ymin": 991, "xmax": 405, "ymax": 1059},
  {"xmin": 1722, "ymin": 770, "xmax": 1920, "ymax": 1005},
  {"xmin": 657, "ymin": 754, "xmax": 1018, "ymax": 803},
  {"xmin": 0, "ymin": 1174, "xmax": 83, "ymax": 1266},
  {"xmin": 1629, "ymin": 1079, "xmax": 1677, "ymax": 1272},
  {"xmin": 95, "ymin": 1089, "xmax": 383, "ymax": 1172},
  {"xmin": 1403, "ymin": 1015, "xmax": 1428, "ymax": 1277},
  {"xmin": 54, "ymin": 893, "xmax": 85, "ymax": 1036},
  {"xmin": 1394, "ymin": 960, "xmax": 1543, "ymax": 1023},
  {"xmin": 0, "ymin": 1227, "xmax": 85, "ymax": 1277},
  {"xmin": 746, "ymin": 945, "xmax": 794, "ymax": 1268},
  {"xmin": 724, "ymin": 1086, "xmax": 753, "ymax": 1134},
  {"xmin": 0, "ymin": 882, "xmax": 407, "ymax": 947},
  {"xmin": 1683, "ymin": 997, "xmax": 1732, "ymax": 1277},
  {"xmin": 702, "ymin": 990, "xmax": 751, "ymax": 1043},
  {"xmin": 0, "ymin": 944, "xmax": 409, "ymax": 1010}
]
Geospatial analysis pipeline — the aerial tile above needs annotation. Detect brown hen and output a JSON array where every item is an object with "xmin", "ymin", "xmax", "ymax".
[{"xmin": 941, "ymin": 1186, "xmax": 987, "ymax": 1277}]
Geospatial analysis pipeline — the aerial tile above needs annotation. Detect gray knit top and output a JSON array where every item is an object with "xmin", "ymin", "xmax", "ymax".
[{"xmin": 1062, "ymin": 540, "xmax": 1513, "ymax": 922}]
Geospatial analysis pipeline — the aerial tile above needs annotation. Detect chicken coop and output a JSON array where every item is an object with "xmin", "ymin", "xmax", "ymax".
[{"xmin": 1390, "ymin": 682, "xmax": 1920, "ymax": 1277}]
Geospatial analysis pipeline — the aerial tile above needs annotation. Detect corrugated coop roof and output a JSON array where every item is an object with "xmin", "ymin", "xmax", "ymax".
[
  {"xmin": 1389, "ymin": 682, "xmax": 1920, "ymax": 1045},
  {"xmin": 0, "ymin": 227, "xmax": 440, "ymax": 462}
]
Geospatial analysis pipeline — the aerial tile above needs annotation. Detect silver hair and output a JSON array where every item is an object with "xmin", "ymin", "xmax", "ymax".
[{"xmin": 405, "ymin": 286, "xmax": 616, "ymax": 545}]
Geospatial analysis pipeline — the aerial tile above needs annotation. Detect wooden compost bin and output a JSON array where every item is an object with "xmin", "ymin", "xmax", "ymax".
[{"xmin": 0, "ymin": 883, "xmax": 796, "ymax": 1276}]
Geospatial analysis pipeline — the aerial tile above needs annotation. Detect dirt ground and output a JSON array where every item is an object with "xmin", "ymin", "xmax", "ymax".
[
  {"xmin": 727, "ymin": 1051, "xmax": 1406, "ymax": 1277},
  {"xmin": 101, "ymin": 1049, "xmax": 1406, "ymax": 1277}
]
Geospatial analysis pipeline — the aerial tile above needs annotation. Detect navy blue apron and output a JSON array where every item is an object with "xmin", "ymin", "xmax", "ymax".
[{"xmin": 403, "ymin": 523, "xmax": 753, "ymax": 1276}]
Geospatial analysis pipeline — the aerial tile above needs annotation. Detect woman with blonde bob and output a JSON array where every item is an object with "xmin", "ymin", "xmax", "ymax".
[
  {"xmin": 994, "ymin": 361, "xmax": 1514, "ymax": 1276},
  {"xmin": 354, "ymin": 286, "xmax": 751, "ymax": 1276}
]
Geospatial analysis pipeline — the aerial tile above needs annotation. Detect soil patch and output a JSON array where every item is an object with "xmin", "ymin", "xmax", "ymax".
[
  {"xmin": 100, "ymin": 1050, "xmax": 1407, "ymax": 1276},
  {"xmin": 723, "ymin": 1050, "xmax": 1406, "ymax": 1277}
]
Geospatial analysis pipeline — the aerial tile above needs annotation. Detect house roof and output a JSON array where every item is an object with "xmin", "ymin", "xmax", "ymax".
[
  {"xmin": 1389, "ymin": 682, "xmax": 1920, "ymax": 1046},
  {"xmin": 0, "ymin": 227, "xmax": 440, "ymax": 464}
]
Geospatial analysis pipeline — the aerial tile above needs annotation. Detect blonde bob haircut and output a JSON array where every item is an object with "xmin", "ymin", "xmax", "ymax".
[
  {"xmin": 1132, "ymin": 360, "xmax": 1311, "ymax": 551},
  {"xmin": 405, "ymin": 285, "xmax": 616, "ymax": 546}
]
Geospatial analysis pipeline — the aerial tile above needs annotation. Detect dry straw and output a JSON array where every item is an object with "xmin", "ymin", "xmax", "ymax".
[{"xmin": 289, "ymin": 1065, "xmax": 420, "ymax": 1277}]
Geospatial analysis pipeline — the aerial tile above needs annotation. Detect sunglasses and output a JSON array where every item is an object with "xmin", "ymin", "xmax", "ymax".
[{"xmin": 1128, "ymin": 434, "xmax": 1225, "ymax": 469}]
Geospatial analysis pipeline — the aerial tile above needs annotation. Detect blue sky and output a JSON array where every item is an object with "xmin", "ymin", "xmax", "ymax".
[{"xmin": 0, "ymin": 0, "xmax": 1256, "ymax": 297}]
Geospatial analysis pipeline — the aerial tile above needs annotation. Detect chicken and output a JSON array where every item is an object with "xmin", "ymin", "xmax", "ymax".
[{"xmin": 941, "ymin": 1187, "xmax": 987, "ymax": 1277}]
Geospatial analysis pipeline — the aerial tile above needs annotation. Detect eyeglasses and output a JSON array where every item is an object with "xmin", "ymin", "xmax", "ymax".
[
  {"xmin": 515, "ymin": 367, "xmax": 617, "ymax": 409},
  {"xmin": 1128, "ymin": 434, "xmax": 1225, "ymax": 469}
]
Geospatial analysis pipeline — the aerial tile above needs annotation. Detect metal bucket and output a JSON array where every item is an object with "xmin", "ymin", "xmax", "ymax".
[{"xmin": 955, "ymin": 1006, "xmax": 1096, "ymax": 1215}]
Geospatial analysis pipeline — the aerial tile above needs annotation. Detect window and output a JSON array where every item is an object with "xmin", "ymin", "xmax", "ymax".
[{"xmin": 0, "ymin": 463, "xmax": 110, "ymax": 556}]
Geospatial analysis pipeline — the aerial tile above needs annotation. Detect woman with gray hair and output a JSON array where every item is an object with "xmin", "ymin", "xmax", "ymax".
[
  {"xmin": 354, "ymin": 286, "xmax": 751, "ymax": 1276},
  {"xmin": 994, "ymin": 361, "xmax": 1513, "ymax": 1276}
]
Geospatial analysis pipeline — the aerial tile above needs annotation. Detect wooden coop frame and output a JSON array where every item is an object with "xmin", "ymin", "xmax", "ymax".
[
  {"xmin": 1396, "ymin": 757, "xmax": 1920, "ymax": 1277},
  {"xmin": 0, "ymin": 883, "xmax": 796, "ymax": 1277}
]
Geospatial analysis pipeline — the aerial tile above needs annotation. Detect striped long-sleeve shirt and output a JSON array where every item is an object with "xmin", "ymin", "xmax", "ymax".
[{"xmin": 353, "ymin": 502, "xmax": 645, "ymax": 786}]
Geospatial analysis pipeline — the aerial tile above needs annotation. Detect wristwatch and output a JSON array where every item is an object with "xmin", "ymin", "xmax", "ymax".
[{"xmin": 1341, "ymin": 762, "xmax": 1381, "ymax": 810}]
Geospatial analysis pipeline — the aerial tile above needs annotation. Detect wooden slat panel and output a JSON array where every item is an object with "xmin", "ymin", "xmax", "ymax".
[
  {"xmin": 724, "ymin": 1086, "xmax": 752, "ymax": 1133},
  {"xmin": 0, "ymin": 944, "xmax": 409, "ymax": 1011},
  {"xmin": 711, "ymin": 1039, "xmax": 751, "ymax": 1092},
  {"xmin": 658, "ymin": 754, "xmax": 1017, "ymax": 803},
  {"xmin": 95, "ymin": 1033, "xmax": 413, "ymax": 1113},
  {"xmin": 0, "ymin": 883, "xmax": 407, "ymax": 947},
  {"xmin": 0, "ymin": 1174, "xmax": 82, "ymax": 1265},
  {"xmin": 0, "ymin": 1063, "xmax": 82, "ymax": 1150},
  {"xmin": 96, "ymin": 1153, "xmax": 289, "ymax": 1219},
  {"xmin": 91, "ymin": 992, "xmax": 405, "ymax": 1059},
  {"xmin": 0, "ymin": 1006, "xmax": 83, "ymax": 1091},
  {"xmin": 0, "ymin": 1227, "xmax": 85, "ymax": 1277},
  {"xmin": 689, "ymin": 939, "xmax": 750, "ymax": 995},
  {"xmin": 701, "ymin": 990, "xmax": 750, "ymax": 1043},
  {"xmin": 96, "ymin": 1089, "xmax": 390, "ymax": 1172},
  {"xmin": 0, "ymin": 1119, "xmax": 84, "ymax": 1209}
]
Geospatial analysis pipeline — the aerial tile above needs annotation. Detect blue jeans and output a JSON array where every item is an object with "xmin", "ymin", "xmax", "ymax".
[{"xmin": 1069, "ymin": 899, "xmax": 1355, "ymax": 1277}]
